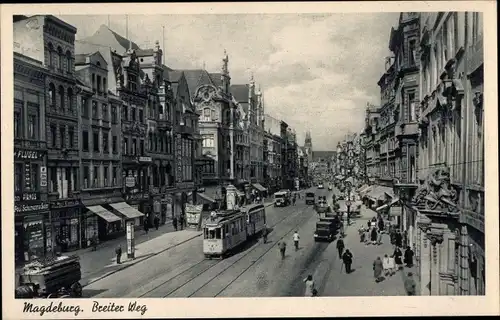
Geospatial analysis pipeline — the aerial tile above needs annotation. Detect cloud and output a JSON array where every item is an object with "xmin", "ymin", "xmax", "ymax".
[{"xmin": 59, "ymin": 13, "xmax": 399, "ymax": 150}]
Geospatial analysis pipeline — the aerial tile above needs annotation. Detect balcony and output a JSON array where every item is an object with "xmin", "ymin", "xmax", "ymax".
[
  {"xmin": 157, "ymin": 114, "xmax": 172, "ymax": 129},
  {"xmin": 395, "ymin": 122, "xmax": 419, "ymax": 138},
  {"xmin": 178, "ymin": 123, "xmax": 194, "ymax": 135}
]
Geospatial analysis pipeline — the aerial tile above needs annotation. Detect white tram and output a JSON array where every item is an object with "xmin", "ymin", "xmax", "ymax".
[{"xmin": 202, "ymin": 204, "xmax": 267, "ymax": 259}]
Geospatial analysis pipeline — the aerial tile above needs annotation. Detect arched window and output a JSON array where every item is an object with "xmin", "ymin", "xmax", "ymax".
[
  {"xmin": 65, "ymin": 51, "xmax": 72, "ymax": 73},
  {"xmin": 103, "ymin": 77, "xmax": 107, "ymax": 94},
  {"xmin": 47, "ymin": 43, "xmax": 54, "ymax": 67},
  {"xmin": 67, "ymin": 88, "xmax": 73, "ymax": 111},
  {"xmin": 48, "ymin": 83, "xmax": 56, "ymax": 107},
  {"xmin": 58, "ymin": 85, "xmax": 65, "ymax": 110},
  {"xmin": 57, "ymin": 47, "xmax": 63, "ymax": 70}
]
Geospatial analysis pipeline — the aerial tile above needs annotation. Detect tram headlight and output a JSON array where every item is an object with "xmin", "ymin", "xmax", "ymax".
[{"xmin": 314, "ymin": 234, "xmax": 318, "ymax": 237}]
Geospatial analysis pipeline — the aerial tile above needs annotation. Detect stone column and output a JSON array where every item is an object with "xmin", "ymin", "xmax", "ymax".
[
  {"xmin": 419, "ymin": 232, "xmax": 431, "ymax": 295},
  {"xmin": 459, "ymin": 224, "xmax": 470, "ymax": 295}
]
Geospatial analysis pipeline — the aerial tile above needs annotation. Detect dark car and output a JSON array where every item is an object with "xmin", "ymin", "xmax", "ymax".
[
  {"xmin": 314, "ymin": 221, "xmax": 335, "ymax": 242},
  {"xmin": 305, "ymin": 192, "xmax": 315, "ymax": 205}
]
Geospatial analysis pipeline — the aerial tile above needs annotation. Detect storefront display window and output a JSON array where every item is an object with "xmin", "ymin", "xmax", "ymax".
[
  {"xmin": 23, "ymin": 220, "xmax": 44, "ymax": 261},
  {"xmin": 84, "ymin": 215, "xmax": 98, "ymax": 247}
]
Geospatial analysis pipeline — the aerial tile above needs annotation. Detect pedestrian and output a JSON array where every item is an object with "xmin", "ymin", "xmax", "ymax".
[
  {"xmin": 395, "ymin": 231, "xmax": 403, "ymax": 248},
  {"xmin": 179, "ymin": 215, "xmax": 184, "ymax": 230},
  {"xmin": 303, "ymin": 275, "xmax": 315, "ymax": 297},
  {"xmin": 390, "ymin": 228, "xmax": 396, "ymax": 245},
  {"xmin": 312, "ymin": 289, "xmax": 318, "ymax": 297},
  {"xmin": 392, "ymin": 246, "xmax": 403, "ymax": 270},
  {"xmin": 342, "ymin": 249, "xmax": 353, "ymax": 274},
  {"xmin": 373, "ymin": 256, "xmax": 384, "ymax": 282},
  {"xmin": 403, "ymin": 230, "xmax": 408, "ymax": 248},
  {"xmin": 292, "ymin": 196, "xmax": 296, "ymax": 206},
  {"xmin": 370, "ymin": 227, "xmax": 378, "ymax": 245},
  {"xmin": 377, "ymin": 228, "xmax": 383, "ymax": 245},
  {"xmin": 293, "ymin": 231, "xmax": 300, "ymax": 251},
  {"xmin": 144, "ymin": 220, "xmax": 150, "ymax": 234},
  {"xmin": 115, "ymin": 245, "xmax": 122, "ymax": 264},
  {"xmin": 382, "ymin": 254, "xmax": 391, "ymax": 277},
  {"xmin": 404, "ymin": 272, "xmax": 417, "ymax": 296},
  {"xmin": 367, "ymin": 219, "xmax": 371, "ymax": 229},
  {"xmin": 278, "ymin": 241, "xmax": 287, "ymax": 260},
  {"xmin": 91, "ymin": 233, "xmax": 98, "ymax": 251},
  {"xmin": 378, "ymin": 218, "xmax": 385, "ymax": 233},
  {"xmin": 336, "ymin": 236, "xmax": 345, "ymax": 258},
  {"xmin": 154, "ymin": 215, "xmax": 160, "ymax": 231},
  {"xmin": 262, "ymin": 225, "xmax": 268, "ymax": 243},
  {"xmin": 172, "ymin": 216, "xmax": 178, "ymax": 231},
  {"xmin": 404, "ymin": 246, "xmax": 414, "ymax": 268},
  {"xmin": 358, "ymin": 227, "xmax": 366, "ymax": 243}
]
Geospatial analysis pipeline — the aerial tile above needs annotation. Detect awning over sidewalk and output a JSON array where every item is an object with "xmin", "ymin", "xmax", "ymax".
[
  {"xmin": 86, "ymin": 205, "xmax": 121, "ymax": 223},
  {"xmin": 359, "ymin": 185, "xmax": 374, "ymax": 196},
  {"xmin": 198, "ymin": 193, "xmax": 216, "ymax": 203},
  {"xmin": 109, "ymin": 202, "xmax": 145, "ymax": 219},
  {"xmin": 357, "ymin": 184, "xmax": 369, "ymax": 192},
  {"xmin": 252, "ymin": 183, "xmax": 267, "ymax": 192},
  {"xmin": 375, "ymin": 197, "xmax": 400, "ymax": 212},
  {"xmin": 366, "ymin": 186, "xmax": 393, "ymax": 202}
]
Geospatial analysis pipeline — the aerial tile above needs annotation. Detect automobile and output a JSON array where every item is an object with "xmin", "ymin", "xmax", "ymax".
[
  {"xmin": 273, "ymin": 191, "xmax": 290, "ymax": 207},
  {"xmin": 317, "ymin": 183, "xmax": 324, "ymax": 189},
  {"xmin": 305, "ymin": 192, "xmax": 315, "ymax": 205},
  {"xmin": 315, "ymin": 198, "xmax": 331, "ymax": 214},
  {"xmin": 314, "ymin": 220, "xmax": 335, "ymax": 242},
  {"xmin": 328, "ymin": 185, "xmax": 333, "ymax": 191}
]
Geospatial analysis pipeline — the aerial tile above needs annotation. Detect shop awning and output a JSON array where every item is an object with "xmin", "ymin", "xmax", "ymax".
[
  {"xmin": 375, "ymin": 197, "xmax": 400, "ymax": 212},
  {"xmin": 198, "ymin": 193, "xmax": 216, "ymax": 203},
  {"xmin": 367, "ymin": 186, "xmax": 393, "ymax": 202},
  {"xmin": 87, "ymin": 205, "xmax": 121, "ymax": 223},
  {"xmin": 109, "ymin": 202, "xmax": 145, "ymax": 220},
  {"xmin": 252, "ymin": 183, "xmax": 267, "ymax": 192},
  {"xmin": 357, "ymin": 184, "xmax": 369, "ymax": 192},
  {"xmin": 359, "ymin": 185, "xmax": 374, "ymax": 196}
]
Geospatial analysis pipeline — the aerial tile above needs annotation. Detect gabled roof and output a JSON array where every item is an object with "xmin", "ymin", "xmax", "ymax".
[
  {"xmin": 77, "ymin": 24, "xmax": 140, "ymax": 56},
  {"xmin": 209, "ymin": 73, "xmax": 223, "ymax": 87},
  {"xmin": 74, "ymin": 53, "xmax": 90, "ymax": 65},
  {"xmin": 166, "ymin": 70, "xmax": 183, "ymax": 83},
  {"xmin": 230, "ymin": 84, "xmax": 249, "ymax": 103},
  {"xmin": 175, "ymin": 69, "xmax": 217, "ymax": 98}
]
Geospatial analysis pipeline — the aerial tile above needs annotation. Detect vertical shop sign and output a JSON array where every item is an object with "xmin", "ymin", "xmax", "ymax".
[
  {"xmin": 24, "ymin": 162, "xmax": 32, "ymax": 190},
  {"xmin": 40, "ymin": 166, "xmax": 47, "ymax": 187},
  {"xmin": 126, "ymin": 220, "xmax": 135, "ymax": 259},
  {"xmin": 176, "ymin": 134, "xmax": 183, "ymax": 182}
]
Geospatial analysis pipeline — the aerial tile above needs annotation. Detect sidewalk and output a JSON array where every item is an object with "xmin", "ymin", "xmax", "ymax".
[{"xmin": 322, "ymin": 205, "xmax": 417, "ymax": 296}]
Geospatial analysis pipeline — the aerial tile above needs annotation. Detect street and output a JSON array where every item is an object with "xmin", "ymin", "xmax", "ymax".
[{"xmin": 82, "ymin": 188, "xmax": 413, "ymax": 298}]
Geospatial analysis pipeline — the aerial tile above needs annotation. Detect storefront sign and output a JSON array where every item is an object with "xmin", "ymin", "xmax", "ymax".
[
  {"xmin": 14, "ymin": 149, "xmax": 45, "ymax": 160},
  {"xmin": 14, "ymin": 192, "xmax": 40, "ymax": 202},
  {"xmin": 153, "ymin": 200, "xmax": 161, "ymax": 213},
  {"xmin": 15, "ymin": 202, "xmax": 49, "ymax": 214},
  {"xmin": 24, "ymin": 163, "xmax": 32, "ymax": 189},
  {"xmin": 40, "ymin": 166, "xmax": 47, "ymax": 187},
  {"xmin": 125, "ymin": 193, "xmax": 149, "ymax": 201},
  {"xmin": 138, "ymin": 156, "xmax": 152, "ymax": 163},
  {"xmin": 176, "ymin": 182, "xmax": 194, "ymax": 190},
  {"xmin": 50, "ymin": 199, "xmax": 80, "ymax": 209},
  {"xmin": 186, "ymin": 204, "xmax": 203, "ymax": 226},
  {"xmin": 176, "ymin": 134, "xmax": 183, "ymax": 182},
  {"xmin": 126, "ymin": 220, "xmax": 135, "ymax": 258}
]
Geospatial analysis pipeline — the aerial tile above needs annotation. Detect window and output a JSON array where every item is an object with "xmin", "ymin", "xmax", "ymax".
[
  {"xmin": 14, "ymin": 111, "xmax": 21, "ymax": 138},
  {"xmin": 148, "ymin": 133, "xmax": 153, "ymax": 151},
  {"xmin": 48, "ymin": 83, "xmax": 56, "ymax": 107},
  {"xmin": 67, "ymin": 88, "xmax": 74, "ymax": 112},
  {"xmin": 92, "ymin": 101, "xmax": 98, "ymax": 119},
  {"xmin": 27, "ymin": 114, "xmax": 36, "ymax": 139},
  {"xmin": 103, "ymin": 77, "xmax": 107, "ymax": 93},
  {"xmin": 132, "ymin": 139, "xmax": 137, "ymax": 155},
  {"xmin": 49, "ymin": 167, "xmax": 57, "ymax": 193},
  {"xmin": 408, "ymin": 92, "xmax": 416, "ymax": 122},
  {"xmin": 58, "ymin": 86, "xmax": 65, "ymax": 110},
  {"xmin": 48, "ymin": 43, "xmax": 54, "ymax": 67},
  {"xmin": 57, "ymin": 47, "xmax": 63, "ymax": 70},
  {"xmin": 93, "ymin": 132, "xmax": 100, "ymax": 152},
  {"xmin": 123, "ymin": 106, "xmax": 128, "ymax": 121},
  {"xmin": 92, "ymin": 74, "xmax": 96, "ymax": 91},
  {"xmin": 93, "ymin": 166, "xmax": 99, "ymax": 187},
  {"xmin": 68, "ymin": 127, "xmax": 74, "ymax": 149},
  {"xmin": 139, "ymin": 109, "xmax": 143, "ymax": 123},
  {"xmin": 124, "ymin": 137, "xmax": 129, "ymax": 154},
  {"xmin": 113, "ymin": 167, "xmax": 118, "ymax": 185},
  {"xmin": 81, "ymin": 97, "xmax": 88, "ymax": 117},
  {"xmin": 60, "ymin": 126, "xmax": 66, "ymax": 149},
  {"xmin": 15, "ymin": 163, "xmax": 23, "ymax": 192},
  {"xmin": 131, "ymin": 107, "xmax": 136, "ymax": 122},
  {"xmin": 128, "ymin": 74, "xmax": 138, "ymax": 91},
  {"xmin": 409, "ymin": 39, "xmax": 417, "ymax": 66},
  {"xmin": 103, "ymin": 132, "xmax": 109, "ymax": 153},
  {"xmin": 50, "ymin": 124, "xmax": 57, "ymax": 148},
  {"xmin": 102, "ymin": 104, "xmax": 108, "ymax": 121},
  {"xmin": 66, "ymin": 51, "xmax": 72, "ymax": 73},
  {"xmin": 83, "ymin": 166, "xmax": 90, "ymax": 188},
  {"xmin": 140, "ymin": 140, "xmax": 145, "ymax": 155},
  {"xmin": 111, "ymin": 106, "xmax": 118, "ymax": 123},
  {"xmin": 97, "ymin": 75, "xmax": 102, "ymax": 93},
  {"xmin": 82, "ymin": 130, "xmax": 89, "ymax": 151},
  {"xmin": 31, "ymin": 163, "xmax": 39, "ymax": 191},
  {"xmin": 104, "ymin": 166, "xmax": 109, "ymax": 186},
  {"xmin": 112, "ymin": 136, "xmax": 118, "ymax": 153}
]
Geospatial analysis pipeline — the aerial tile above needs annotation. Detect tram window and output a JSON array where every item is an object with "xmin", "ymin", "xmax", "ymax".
[
  {"xmin": 216, "ymin": 228, "xmax": 222, "ymax": 239},
  {"xmin": 204, "ymin": 228, "xmax": 208, "ymax": 239},
  {"xmin": 209, "ymin": 229, "xmax": 216, "ymax": 239}
]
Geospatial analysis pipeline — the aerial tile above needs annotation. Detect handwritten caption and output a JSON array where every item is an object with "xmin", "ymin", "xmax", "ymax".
[{"xmin": 23, "ymin": 300, "xmax": 148, "ymax": 316}]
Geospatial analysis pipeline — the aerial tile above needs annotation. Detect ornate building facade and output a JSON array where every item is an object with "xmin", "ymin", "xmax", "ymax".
[{"xmin": 264, "ymin": 114, "xmax": 283, "ymax": 192}]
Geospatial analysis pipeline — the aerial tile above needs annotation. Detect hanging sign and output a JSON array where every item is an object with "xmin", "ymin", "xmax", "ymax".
[{"xmin": 40, "ymin": 166, "xmax": 47, "ymax": 187}]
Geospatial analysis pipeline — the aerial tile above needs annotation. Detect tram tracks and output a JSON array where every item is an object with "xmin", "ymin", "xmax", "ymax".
[{"xmin": 136, "ymin": 205, "xmax": 309, "ymax": 298}]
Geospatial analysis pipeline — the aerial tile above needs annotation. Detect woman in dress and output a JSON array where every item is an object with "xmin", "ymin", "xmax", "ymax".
[
  {"xmin": 373, "ymin": 256, "xmax": 384, "ymax": 282},
  {"xmin": 392, "ymin": 246, "xmax": 404, "ymax": 270}
]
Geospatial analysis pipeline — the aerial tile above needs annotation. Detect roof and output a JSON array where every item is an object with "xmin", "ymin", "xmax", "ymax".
[
  {"xmin": 77, "ymin": 24, "xmax": 140, "ymax": 56},
  {"xmin": 209, "ymin": 73, "xmax": 223, "ymax": 87},
  {"xmin": 74, "ymin": 53, "xmax": 90, "ymax": 65},
  {"xmin": 167, "ymin": 70, "xmax": 183, "ymax": 83},
  {"xmin": 174, "ymin": 69, "xmax": 218, "ymax": 98},
  {"xmin": 135, "ymin": 49, "xmax": 155, "ymax": 57},
  {"xmin": 230, "ymin": 84, "xmax": 249, "ymax": 102}
]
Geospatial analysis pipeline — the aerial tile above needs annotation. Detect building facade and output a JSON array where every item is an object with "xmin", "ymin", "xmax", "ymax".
[
  {"xmin": 415, "ymin": 11, "xmax": 485, "ymax": 296},
  {"xmin": 264, "ymin": 114, "xmax": 283, "ymax": 192},
  {"xmin": 13, "ymin": 52, "xmax": 49, "ymax": 264}
]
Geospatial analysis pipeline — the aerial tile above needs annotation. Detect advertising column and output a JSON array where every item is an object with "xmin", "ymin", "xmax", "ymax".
[{"xmin": 126, "ymin": 219, "xmax": 135, "ymax": 259}]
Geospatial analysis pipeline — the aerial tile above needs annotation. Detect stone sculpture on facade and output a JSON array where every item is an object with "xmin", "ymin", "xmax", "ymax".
[{"xmin": 413, "ymin": 165, "xmax": 460, "ymax": 214}]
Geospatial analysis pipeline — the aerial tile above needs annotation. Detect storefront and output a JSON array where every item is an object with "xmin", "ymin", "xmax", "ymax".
[
  {"xmin": 162, "ymin": 193, "xmax": 174, "ymax": 221},
  {"xmin": 50, "ymin": 199, "xmax": 81, "ymax": 252},
  {"xmin": 82, "ymin": 203, "xmax": 123, "ymax": 243},
  {"xmin": 109, "ymin": 202, "xmax": 145, "ymax": 229},
  {"xmin": 15, "ymin": 206, "xmax": 49, "ymax": 264}
]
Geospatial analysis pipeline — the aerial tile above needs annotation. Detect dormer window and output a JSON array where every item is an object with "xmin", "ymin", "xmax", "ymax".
[{"xmin": 129, "ymin": 73, "xmax": 138, "ymax": 91}]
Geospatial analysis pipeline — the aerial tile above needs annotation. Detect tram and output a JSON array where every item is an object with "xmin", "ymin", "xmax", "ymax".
[{"xmin": 202, "ymin": 204, "xmax": 267, "ymax": 259}]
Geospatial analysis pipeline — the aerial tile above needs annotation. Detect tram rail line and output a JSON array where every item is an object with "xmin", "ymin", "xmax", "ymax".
[
  {"xmin": 182, "ymin": 210, "xmax": 315, "ymax": 297},
  {"xmin": 136, "ymin": 205, "xmax": 306, "ymax": 298}
]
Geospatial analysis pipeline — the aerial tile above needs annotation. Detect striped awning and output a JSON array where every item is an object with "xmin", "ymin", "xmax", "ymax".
[
  {"xmin": 87, "ymin": 205, "xmax": 121, "ymax": 223},
  {"xmin": 109, "ymin": 202, "xmax": 145, "ymax": 220}
]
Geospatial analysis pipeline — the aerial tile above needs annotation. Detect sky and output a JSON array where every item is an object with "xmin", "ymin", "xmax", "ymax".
[{"xmin": 59, "ymin": 13, "xmax": 400, "ymax": 150}]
